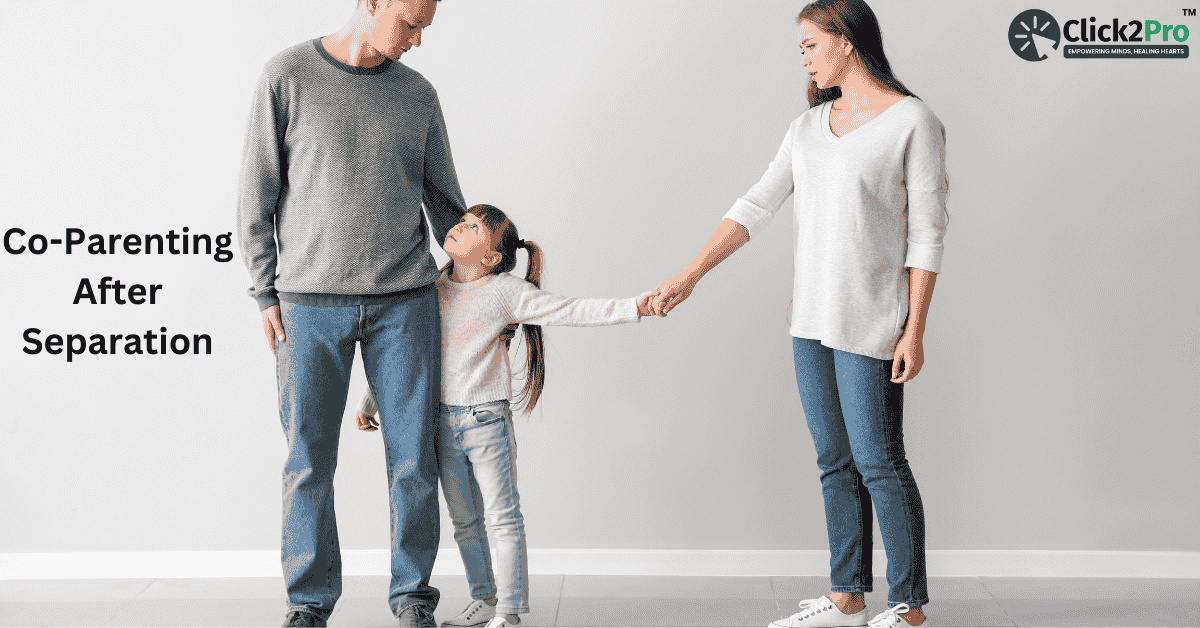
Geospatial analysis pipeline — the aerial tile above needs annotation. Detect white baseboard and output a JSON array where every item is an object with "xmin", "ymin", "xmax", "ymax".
[{"xmin": 2, "ymin": 549, "xmax": 1197, "ymax": 580}]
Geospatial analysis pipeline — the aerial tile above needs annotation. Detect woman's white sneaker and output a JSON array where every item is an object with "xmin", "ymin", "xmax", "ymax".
[
  {"xmin": 768, "ymin": 596, "xmax": 867, "ymax": 628},
  {"xmin": 482, "ymin": 617, "xmax": 510, "ymax": 628},
  {"xmin": 866, "ymin": 604, "xmax": 920, "ymax": 628},
  {"xmin": 441, "ymin": 600, "xmax": 495, "ymax": 628}
]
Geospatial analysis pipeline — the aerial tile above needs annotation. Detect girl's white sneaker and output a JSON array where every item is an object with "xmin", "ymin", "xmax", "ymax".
[
  {"xmin": 483, "ymin": 617, "xmax": 511, "ymax": 628},
  {"xmin": 866, "ymin": 604, "xmax": 919, "ymax": 628},
  {"xmin": 441, "ymin": 600, "xmax": 494, "ymax": 628},
  {"xmin": 768, "ymin": 596, "xmax": 868, "ymax": 628}
]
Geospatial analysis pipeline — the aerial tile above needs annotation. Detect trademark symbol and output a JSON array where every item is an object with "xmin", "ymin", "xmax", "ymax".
[{"xmin": 1184, "ymin": 8, "xmax": 1197, "ymax": 16}]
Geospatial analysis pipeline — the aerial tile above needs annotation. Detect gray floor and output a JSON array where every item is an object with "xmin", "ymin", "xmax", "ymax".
[{"xmin": 1, "ymin": 575, "xmax": 1197, "ymax": 627}]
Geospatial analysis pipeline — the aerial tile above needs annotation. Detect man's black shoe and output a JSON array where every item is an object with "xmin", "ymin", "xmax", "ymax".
[
  {"xmin": 397, "ymin": 604, "xmax": 437, "ymax": 628},
  {"xmin": 283, "ymin": 608, "xmax": 326, "ymax": 627}
]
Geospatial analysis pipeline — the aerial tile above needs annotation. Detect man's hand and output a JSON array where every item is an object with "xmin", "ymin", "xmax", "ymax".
[
  {"xmin": 356, "ymin": 411, "xmax": 379, "ymax": 432},
  {"xmin": 262, "ymin": 305, "xmax": 285, "ymax": 354}
]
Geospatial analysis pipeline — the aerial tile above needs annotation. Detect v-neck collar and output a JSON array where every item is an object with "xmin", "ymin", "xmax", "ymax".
[{"xmin": 821, "ymin": 96, "xmax": 912, "ymax": 145}]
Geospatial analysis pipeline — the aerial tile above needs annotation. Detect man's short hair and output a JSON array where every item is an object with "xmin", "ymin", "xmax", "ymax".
[{"xmin": 359, "ymin": 0, "xmax": 442, "ymax": 4}]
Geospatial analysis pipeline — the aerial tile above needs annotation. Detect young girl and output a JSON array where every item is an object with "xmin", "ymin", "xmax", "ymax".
[{"xmin": 356, "ymin": 204, "xmax": 654, "ymax": 628}]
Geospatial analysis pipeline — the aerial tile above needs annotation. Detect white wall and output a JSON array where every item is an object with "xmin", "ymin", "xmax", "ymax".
[{"xmin": 1, "ymin": 0, "xmax": 1197, "ymax": 558}]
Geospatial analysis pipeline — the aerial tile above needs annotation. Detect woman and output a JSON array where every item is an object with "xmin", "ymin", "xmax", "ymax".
[{"xmin": 651, "ymin": 2, "xmax": 947, "ymax": 627}]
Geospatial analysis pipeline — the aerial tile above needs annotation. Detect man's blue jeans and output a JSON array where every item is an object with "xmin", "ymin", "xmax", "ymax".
[
  {"xmin": 792, "ymin": 337, "xmax": 929, "ymax": 609},
  {"xmin": 276, "ymin": 288, "xmax": 441, "ymax": 619}
]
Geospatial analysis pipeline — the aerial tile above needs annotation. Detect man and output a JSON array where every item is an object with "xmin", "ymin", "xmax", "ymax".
[{"xmin": 236, "ymin": 1, "xmax": 463, "ymax": 626}]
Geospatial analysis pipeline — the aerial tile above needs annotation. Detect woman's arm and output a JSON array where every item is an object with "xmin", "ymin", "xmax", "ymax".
[
  {"xmin": 650, "ymin": 218, "xmax": 749, "ymax": 316},
  {"xmin": 649, "ymin": 119, "xmax": 798, "ymax": 317},
  {"xmin": 891, "ymin": 268, "xmax": 937, "ymax": 383},
  {"xmin": 893, "ymin": 109, "xmax": 949, "ymax": 383}
]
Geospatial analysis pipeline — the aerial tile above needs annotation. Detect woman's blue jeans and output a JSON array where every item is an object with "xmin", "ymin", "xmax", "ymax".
[
  {"xmin": 276, "ymin": 289, "xmax": 442, "ymax": 620},
  {"xmin": 792, "ymin": 337, "xmax": 929, "ymax": 608}
]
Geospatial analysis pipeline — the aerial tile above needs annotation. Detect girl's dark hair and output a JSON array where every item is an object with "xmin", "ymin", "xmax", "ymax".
[
  {"xmin": 797, "ymin": 0, "xmax": 917, "ymax": 107},
  {"xmin": 448, "ymin": 204, "xmax": 546, "ymax": 412}
]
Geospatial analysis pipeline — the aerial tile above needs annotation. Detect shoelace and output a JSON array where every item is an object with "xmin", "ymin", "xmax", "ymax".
[
  {"xmin": 790, "ymin": 597, "xmax": 834, "ymax": 624},
  {"xmin": 462, "ymin": 601, "xmax": 485, "ymax": 620},
  {"xmin": 284, "ymin": 609, "xmax": 321, "ymax": 627},
  {"xmin": 867, "ymin": 604, "xmax": 912, "ymax": 628},
  {"xmin": 405, "ymin": 604, "xmax": 436, "ymax": 627}
]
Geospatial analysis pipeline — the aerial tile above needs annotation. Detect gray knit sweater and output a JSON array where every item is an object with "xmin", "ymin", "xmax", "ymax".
[{"xmin": 237, "ymin": 39, "xmax": 467, "ymax": 310}]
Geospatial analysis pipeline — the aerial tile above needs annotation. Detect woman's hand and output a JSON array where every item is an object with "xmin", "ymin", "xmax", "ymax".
[
  {"xmin": 890, "ymin": 330, "xmax": 924, "ymax": 383},
  {"xmin": 651, "ymin": 219, "xmax": 749, "ymax": 317},
  {"xmin": 355, "ymin": 412, "xmax": 379, "ymax": 432},
  {"xmin": 651, "ymin": 271, "xmax": 699, "ymax": 317}
]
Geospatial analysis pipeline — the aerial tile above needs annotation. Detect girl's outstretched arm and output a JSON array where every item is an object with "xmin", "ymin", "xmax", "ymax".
[
  {"xmin": 651, "ymin": 218, "xmax": 749, "ymax": 317},
  {"xmin": 499, "ymin": 277, "xmax": 649, "ymax": 327}
]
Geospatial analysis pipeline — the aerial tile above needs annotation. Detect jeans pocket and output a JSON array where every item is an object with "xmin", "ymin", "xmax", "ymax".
[{"xmin": 472, "ymin": 401, "xmax": 510, "ymax": 425}]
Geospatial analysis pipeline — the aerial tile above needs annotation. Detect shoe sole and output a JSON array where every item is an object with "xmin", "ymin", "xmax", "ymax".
[{"xmin": 768, "ymin": 622, "xmax": 867, "ymax": 628}]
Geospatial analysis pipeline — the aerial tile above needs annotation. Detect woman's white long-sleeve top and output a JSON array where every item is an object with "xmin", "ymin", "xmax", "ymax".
[{"xmin": 724, "ymin": 96, "xmax": 949, "ymax": 360}]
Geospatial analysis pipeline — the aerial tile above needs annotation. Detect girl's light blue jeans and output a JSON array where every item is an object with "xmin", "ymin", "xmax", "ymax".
[
  {"xmin": 792, "ymin": 337, "xmax": 929, "ymax": 609},
  {"xmin": 439, "ymin": 399, "xmax": 529, "ymax": 615}
]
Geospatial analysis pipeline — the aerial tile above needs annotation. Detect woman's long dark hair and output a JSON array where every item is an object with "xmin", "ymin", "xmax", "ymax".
[
  {"xmin": 447, "ymin": 204, "xmax": 546, "ymax": 412},
  {"xmin": 797, "ymin": 0, "xmax": 917, "ymax": 107}
]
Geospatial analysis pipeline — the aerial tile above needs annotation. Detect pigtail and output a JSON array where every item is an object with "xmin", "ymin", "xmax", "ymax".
[
  {"xmin": 465, "ymin": 203, "xmax": 548, "ymax": 413},
  {"xmin": 514, "ymin": 241, "xmax": 546, "ymax": 412}
]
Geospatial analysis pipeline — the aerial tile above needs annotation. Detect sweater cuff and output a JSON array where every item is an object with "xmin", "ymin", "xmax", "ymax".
[
  {"xmin": 723, "ymin": 199, "xmax": 770, "ymax": 241},
  {"xmin": 904, "ymin": 242, "xmax": 944, "ymax": 274},
  {"xmin": 358, "ymin": 387, "xmax": 379, "ymax": 417},
  {"xmin": 633, "ymin": 292, "xmax": 657, "ymax": 319},
  {"xmin": 618, "ymin": 298, "xmax": 640, "ymax": 323},
  {"xmin": 253, "ymin": 290, "xmax": 280, "ymax": 312}
]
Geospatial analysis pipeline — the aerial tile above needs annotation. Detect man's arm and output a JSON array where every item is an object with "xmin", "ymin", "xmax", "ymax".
[
  {"xmin": 237, "ymin": 70, "xmax": 289, "ymax": 352},
  {"xmin": 237, "ymin": 70, "xmax": 288, "ymax": 312},
  {"xmin": 421, "ymin": 94, "xmax": 467, "ymax": 248}
]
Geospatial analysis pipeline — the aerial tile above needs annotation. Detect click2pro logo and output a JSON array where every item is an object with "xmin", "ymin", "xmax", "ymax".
[
  {"xmin": 1010, "ymin": 8, "xmax": 1192, "ymax": 60},
  {"xmin": 1009, "ymin": 9, "xmax": 1061, "ymax": 61}
]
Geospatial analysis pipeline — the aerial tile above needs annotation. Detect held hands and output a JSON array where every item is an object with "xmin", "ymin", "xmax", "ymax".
[
  {"xmin": 650, "ymin": 271, "xmax": 699, "ymax": 317},
  {"xmin": 262, "ymin": 305, "xmax": 284, "ymax": 353},
  {"xmin": 636, "ymin": 291, "xmax": 660, "ymax": 317}
]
